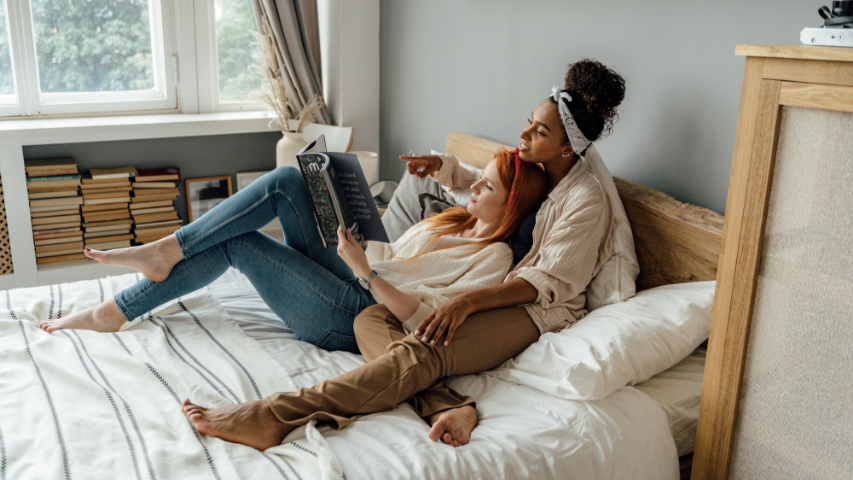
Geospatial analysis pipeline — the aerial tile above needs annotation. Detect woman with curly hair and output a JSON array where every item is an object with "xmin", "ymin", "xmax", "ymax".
[{"xmin": 175, "ymin": 59, "xmax": 627, "ymax": 450}]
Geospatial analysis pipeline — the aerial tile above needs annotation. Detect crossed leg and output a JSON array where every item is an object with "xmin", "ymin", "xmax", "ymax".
[{"xmin": 181, "ymin": 305, "xmax": 539, "ymax": 450}]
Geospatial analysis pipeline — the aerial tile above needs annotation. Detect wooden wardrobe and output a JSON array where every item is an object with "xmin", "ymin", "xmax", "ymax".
[{"xmin": 692, "ymin": 46, "xmax": 853, "ymax": 479}]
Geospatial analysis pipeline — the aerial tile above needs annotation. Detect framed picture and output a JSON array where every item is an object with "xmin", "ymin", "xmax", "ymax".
[{"xmin": 185, "ymin": 175, "xmax": 233, "ymax": 223}]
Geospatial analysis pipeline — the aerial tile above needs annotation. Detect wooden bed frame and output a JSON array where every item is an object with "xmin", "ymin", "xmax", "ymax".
[{"xmin": 444, "ymin": 131, "xmax": 725, "ymax": 480}]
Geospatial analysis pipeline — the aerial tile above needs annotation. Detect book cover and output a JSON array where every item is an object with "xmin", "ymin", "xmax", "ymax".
[
  {"xmin": 135, "ymin": 168, "xmax": 180, "ymax": 182},
  {"xmin": 31, "ymin": 215, "xmax": 82, "ymax": 226},
  {"xmin": 82, "ymin": 233, "xmax": 134, "ymax": 242},
  {"xmin": 134, "ymin": 218, "xmax": 182, "ymax": 228},
  {"xmin": 90, "ymin": 166, "xmax": 139, "ymax": 179},
  {"xmin": 31, "ymin": 209, "xmax": 80, "ymax": 218},
  {"xmin": 84, "ymin": 240, "xmax": 131, "ymax": 250},
  {"xmin": 24, "ymin": 158, "xmax": 77, "ymax": 170},
  {"xmin": 129, "ymin": 206, "xmax": 174, "ymax": 215},
  {"xmin": 132, "ymin": 182, "xmax": 177, "ymax": 189},
  {"xmin": 131, "ymin": 195, "xmax": 178, "ymax": 202},
  {"xmin": 84, "ymin": 197, "xmax": 131, "ymax": 205},
  {"xmin": 26, "ymin": 174, "xmax": 81, "ymax": 182},
  {"xmin": 82, "ymin": 177, "xmax": 133, "ymax": 185},
  {"xmin": 36, "ymin": 253, "xmax": 88, "ymax": 265},
  {"xmin": 36, "ymin": 242, "xmax": 85, "ymax": 254},
  {"xmin": 132, "ymin": 212, "xmax": 179, "ymax": 224},
  {"xmin": 81, "ymin": 203, "xmax": 129, "ymax": 213},
  {"xmin": 294, "ymin": 135, "xmax": 388, "ymax": 248},
  {"xmin": 27, "ymin": 179, "xmax": 81, "ymax": 190},
  {"xmin": 28, "ymin": 190, "xmax": 81, "ymax": 200},
  {"xmin": 133, "ymin": 187, "xmax": 180, "ymax": 196},
  {"xmin": 36, "ymin": 247, "xmax": 85, "ymax": 258},
  {"xmin": 34, "ymin": 236, "xmax": 84, "ymax": 246},
  {"xmin": 34, "ymin": 230, "xmax": 83, "ymax": 240},
  {"xmin": 27, "ymin": 169, "xmax": 80, "ymax": 177},
  {"xmin": 33, "ymin": 221, "xmax": 82, "ymax": 232},
  {"xmin": 29, "ymin": 197, "xmax": 84, "ymax": 208},
  {"xmin": 129, "ymin": 200, "xmax": 174, "ymax": 209}
]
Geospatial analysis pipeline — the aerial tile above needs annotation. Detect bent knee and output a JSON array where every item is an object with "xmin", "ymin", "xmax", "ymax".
[
  {"xmin": 270, "ymin": 165, "xmax": 301, "ymax": 184},
  {"xmin": 353, "ymin": 304, "xmax": 396, "ymax": 341}
]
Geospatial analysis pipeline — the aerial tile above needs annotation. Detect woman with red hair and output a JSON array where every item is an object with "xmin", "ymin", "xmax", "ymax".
[{"xmin": 176, "ymin": 59, "xmax": 626, "ymax": 450}]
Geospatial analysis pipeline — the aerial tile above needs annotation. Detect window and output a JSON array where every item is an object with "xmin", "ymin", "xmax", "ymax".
[
  {"xmin": 214, "ymin": 0, "xmax": 260, "ymax": 104},
  {"xmin": 1, "ymin": 0, "xmax": 18, "ymax": 107},
  {"xmin": 0, "ymin": 0, "xmax": 263, "ymax": 118}
]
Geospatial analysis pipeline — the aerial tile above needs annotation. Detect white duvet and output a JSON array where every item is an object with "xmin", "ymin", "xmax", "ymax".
[
  {"xmin": 0, "ymin": 274, "xmax": 341, "ymax": 480},
  {"xmin": 1, "ymin": 270, "xmax": 681, "ymax": 480},
  {"xmin": 211, "ymin": 268, "xmax": 681, "ymax": 480}
]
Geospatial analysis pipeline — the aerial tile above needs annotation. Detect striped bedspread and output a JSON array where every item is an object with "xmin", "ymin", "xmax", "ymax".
[{"xmin": 0, "ymin": 274, "xmax": 343, "ymax": 480}]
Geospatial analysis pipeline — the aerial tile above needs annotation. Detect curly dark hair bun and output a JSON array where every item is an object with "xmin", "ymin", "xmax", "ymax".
[{"xmin": 564, "ymin": 58, "xmax": 625, "ymax": 141}]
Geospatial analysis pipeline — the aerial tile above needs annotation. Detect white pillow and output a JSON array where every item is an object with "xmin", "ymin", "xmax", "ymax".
[
  {"xmin": 582, "ymin": 145, "xmax": 640, "ymax": 310},
  {"xmin": 486, "ymin": 281, "xmax": 715, "ymax": 401}
]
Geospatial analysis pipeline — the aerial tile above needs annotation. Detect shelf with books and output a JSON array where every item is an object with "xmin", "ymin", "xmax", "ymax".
[
  {"xmin": 0, "ymin": 116, "xmax": 281, "ymax": 289},
  {"xmin": 131, "ymin": 168, "xmax": 182, "ymax": 244},
  {"xmin": 81, "ymin": 166, "xmax": 135, "ymax": 254},
  {"xmin": 26, "ymin": 158, "xmax": 86, "ymax": 266}
]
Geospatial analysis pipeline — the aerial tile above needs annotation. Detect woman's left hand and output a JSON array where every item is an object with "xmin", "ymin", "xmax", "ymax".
[
  {"xmin": 336, "ymin": 226, "xmax": 371, "ymax": 278},
  {"xmin": 415, "ymin": 294, "xmax": 474, "ymax": 346}
]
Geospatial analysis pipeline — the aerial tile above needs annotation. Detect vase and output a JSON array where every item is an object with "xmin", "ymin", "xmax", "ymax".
[{"xmin": 276, "ymin": 132, "xmax": 308, "ymax": 169}]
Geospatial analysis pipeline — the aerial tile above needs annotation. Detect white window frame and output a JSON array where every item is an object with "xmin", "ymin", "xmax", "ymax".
[
  {"xmin": 0, "ymin": 0, "xmax": 265, "ymax": 120},
  {"xmin": 2, "ymin": 0, "xmax": 178, "ymax": 118},
  {"xmin": 192, "ymin": 0, "xmax": 265, "ymax": 114}
]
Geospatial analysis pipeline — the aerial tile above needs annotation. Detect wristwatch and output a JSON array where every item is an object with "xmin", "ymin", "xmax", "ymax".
[{"xmin": 358, "ymin": 270, "xmax": 378, "ymax": 290}]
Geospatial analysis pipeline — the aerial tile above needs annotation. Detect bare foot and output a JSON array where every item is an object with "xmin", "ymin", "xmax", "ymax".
[
  {"xmin": 427, "ymin": 405, "xmax": 478, "ymax": 447},
  {"xmin": 182, "ymin": 399, "xmax": 292, "ymax": 450},
  {"xmin": 85, "ymin": 234, "xmax": 184, "ymax": 282},
  {"xmin": 39, "ymin": 299, "xmax": 126, "ymax": 333}
]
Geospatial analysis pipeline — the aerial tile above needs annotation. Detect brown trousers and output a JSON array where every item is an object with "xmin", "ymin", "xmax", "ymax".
[{"xmin": 264, "ymin": 304, "xmax": 540, "ymax": 434}]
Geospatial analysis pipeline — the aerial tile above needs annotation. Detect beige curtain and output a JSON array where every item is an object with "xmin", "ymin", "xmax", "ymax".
[{"xmin": 251, "ymin": 0, "xmax": 331, "ymax": 124}]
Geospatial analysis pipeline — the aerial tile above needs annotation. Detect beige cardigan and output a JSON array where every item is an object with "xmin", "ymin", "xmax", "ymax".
[
  {"xmin": 369, "ymin": 221, "xmax": 513, "ymax": 330},
  {"xmin": 432, "ymin": 154, "xmax": 614, "ymax": 333}
]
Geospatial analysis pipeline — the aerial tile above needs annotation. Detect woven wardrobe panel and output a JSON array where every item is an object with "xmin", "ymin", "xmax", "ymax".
[
  {"xmin": 728, "ymin": 107, "xmax": 853, "ymax": 478},
  {"xmin": 0, "ymin": 176, "xmax": 11, "ymax": 275}
]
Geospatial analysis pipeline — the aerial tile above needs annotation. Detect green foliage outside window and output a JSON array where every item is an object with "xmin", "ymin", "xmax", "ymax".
[
  {"xmin": 31, "ymin": 0, "xmax": 154, "ymax": 93},
  {"xmin": 0, "ymin": 0, "xmax": 259, "ymax": 102},
  {"xmin": 216, "ymin": 0, "xmax": 260, "ymax": 102}
]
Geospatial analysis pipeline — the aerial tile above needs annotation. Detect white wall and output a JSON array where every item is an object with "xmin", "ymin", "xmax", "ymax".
[
  {"xmin": 378, "ymin": 0, "xmax": 822, "ymax": 214},
  {"xmin": 319, "ymin": 0, "xmax": 380, "ymax": 154}
]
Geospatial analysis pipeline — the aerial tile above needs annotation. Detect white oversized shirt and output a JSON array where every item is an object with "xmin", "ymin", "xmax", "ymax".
[
  {"xmin": 369, "ymin": 221, "xmax": 513, "ymax": 330},
  {"xmin": 431, "ymin": 154, "xmax": 614, "ymax": 333}
]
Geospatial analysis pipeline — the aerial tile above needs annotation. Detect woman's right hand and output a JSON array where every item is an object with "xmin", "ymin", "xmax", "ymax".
[{"xmin": 399, "ymin": 154, "xmax": 442, "ymax": 181}]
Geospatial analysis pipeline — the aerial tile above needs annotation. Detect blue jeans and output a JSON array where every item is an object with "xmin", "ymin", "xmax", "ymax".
[{"xmin": 113, "ymin": 166, "xmax": 376, "ymax": 353}]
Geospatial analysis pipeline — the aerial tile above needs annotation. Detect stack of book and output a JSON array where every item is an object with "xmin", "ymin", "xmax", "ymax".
[
  {"xmin": 131, "ymin": 168, "xmax": 183, "ymax": 244},
  {"xmin": 26, "ymin": 158, "xmax": 85, "ymax": 265},
  {"xmin": 81, "ymin": 167, "xmax": 136, "ymax": 252}
]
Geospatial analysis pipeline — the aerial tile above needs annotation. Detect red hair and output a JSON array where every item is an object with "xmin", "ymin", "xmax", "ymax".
[{"xmin": 418, "ymin": 149, "xmax": 547, "ymax": 256}]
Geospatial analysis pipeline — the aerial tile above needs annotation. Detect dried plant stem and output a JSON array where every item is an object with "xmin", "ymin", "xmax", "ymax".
[{"xmin": 249, "ymin": 20, "xmax": 291, "ymax": 132}]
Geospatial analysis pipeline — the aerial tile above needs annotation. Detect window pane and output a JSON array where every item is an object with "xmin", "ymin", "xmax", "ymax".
[
  {"xmin": 215, "ymin": 0, "xmax": 260, "ymax": 102},
  {"xmin": 0, "ymin": 0, "xmax": 14, "ymax": 95},
  {"xmin": 30, "ymin": 0, "xmax": 154, "ymax": 93}
]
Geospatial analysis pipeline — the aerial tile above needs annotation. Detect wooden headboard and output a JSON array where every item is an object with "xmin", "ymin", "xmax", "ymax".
[{"xmin": 445, "ymin": 132, "xmax": 725, "ymax": 291}]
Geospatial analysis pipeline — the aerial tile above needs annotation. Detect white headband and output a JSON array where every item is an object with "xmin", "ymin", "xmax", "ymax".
[{"xmin": 551, "ymin": 85, "xmax": 591, "ymax": 155}]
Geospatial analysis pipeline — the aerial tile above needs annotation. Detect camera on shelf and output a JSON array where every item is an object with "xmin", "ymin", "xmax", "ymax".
[
  {"xmin": 800, "ymin": 2, "xmax": 853, "ymax": 47},
  {"xmin": 819, "ymin": 1, "xmax": 853, "ymax": 27}
]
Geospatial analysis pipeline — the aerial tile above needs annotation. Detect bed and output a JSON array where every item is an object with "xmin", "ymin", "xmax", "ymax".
[{"xmin": 0, "ymin": 132, "xmax": 724, "ymax": 480}]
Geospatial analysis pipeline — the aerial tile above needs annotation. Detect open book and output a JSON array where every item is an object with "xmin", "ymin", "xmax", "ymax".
[{"xmin": 296, "ymin": 135, "xmax": 389, "ymax": 248}]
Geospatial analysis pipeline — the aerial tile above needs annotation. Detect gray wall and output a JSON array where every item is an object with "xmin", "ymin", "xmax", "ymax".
[
  {"xmin": 378, "ymin": 0, "xmax": 820, "ymax": 214},
  {"xmin": 23, "ymin": 132, "xmax": 280, "ymax": 224}
]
